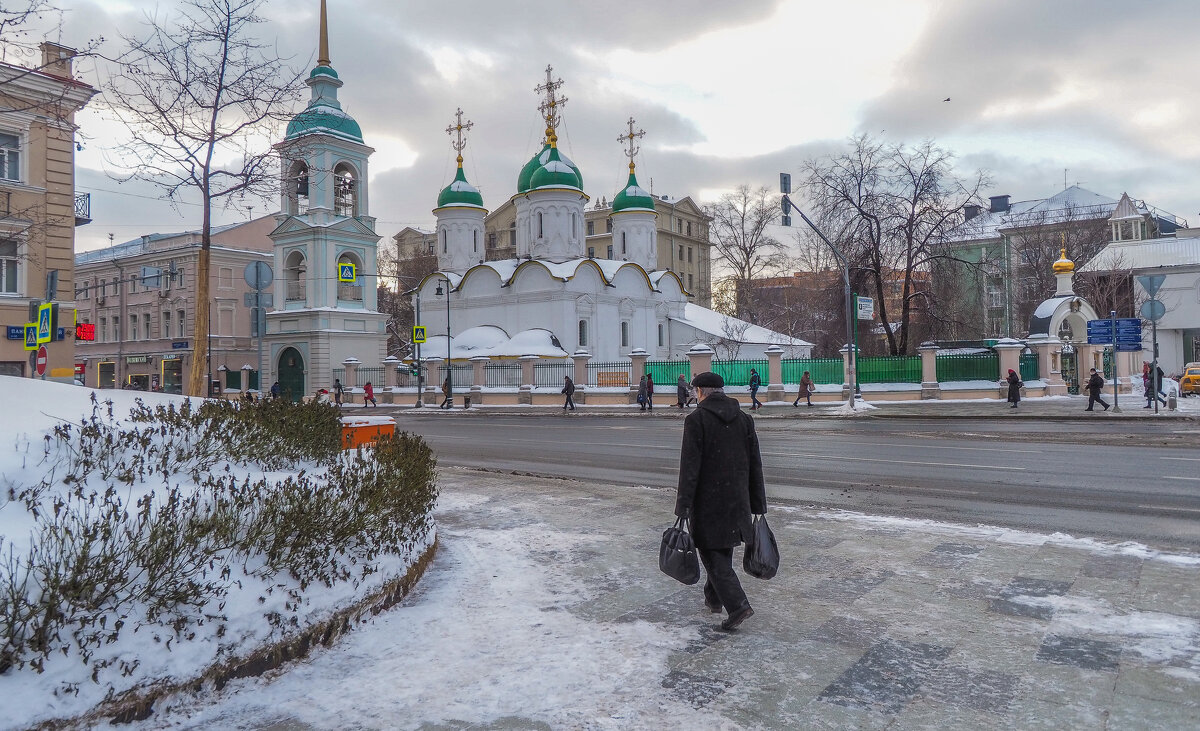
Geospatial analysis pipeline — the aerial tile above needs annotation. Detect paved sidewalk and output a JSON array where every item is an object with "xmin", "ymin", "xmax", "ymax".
[{"xmin": 148, "ymin": 470, "xmax": 1200, "ymax": 730}]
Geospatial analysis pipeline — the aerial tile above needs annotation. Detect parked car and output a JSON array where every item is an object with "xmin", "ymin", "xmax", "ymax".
[{"xmin": 1179, "ymin": 363, "xmax": 1200, "ymax": 397}]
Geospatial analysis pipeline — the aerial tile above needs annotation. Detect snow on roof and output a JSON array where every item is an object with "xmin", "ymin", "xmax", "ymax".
[
  {"xmin": 1080, "ymin": 235, "xmax": 1200, "ymax": 273},
  {"xmin": 672, "ymin": 303, "xmax": 813, "ymax": 347},
  {"xmin": 1032, "ymin": 295, "xmax": 1072, "ymax": 321},
  {"xmin": 949, "ymin": 186, "xmax": 1126, "ymax": 243},
  {"xmin": 451, "ymin": 258, "xmax": 653, "ymax": 288},
  {"xmin": 422, "ymin": 327, "xmax": 567, "ymax": 359}
]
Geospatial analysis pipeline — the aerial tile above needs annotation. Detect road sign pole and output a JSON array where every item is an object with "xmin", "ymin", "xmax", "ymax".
[
  {"xmin": 1152, "ymin": 316, "xmax": 1159, "ymax": 414},
  {"xmin": 414, "ymin": 290, "xmax": 423, "ymax": 408},
  {"xmin": 1110, "ymin": 310, "xmax": 1120, "ymax": 413}
]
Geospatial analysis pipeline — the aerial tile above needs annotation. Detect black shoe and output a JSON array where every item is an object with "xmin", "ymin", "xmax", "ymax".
[
  {"xmin": 721, "ymin": 605, "xmax": 754, "ymax": 631},
  {"xmin": 704, "ymin": 597, "xmax": 722, "ymax": 614},
  {"xmin": 1103, "ymin": 405, "xmax": 1109, "ymax": 411},
  {"xmin": 1084, "ymin": 408, "xmax": 1093, "ymax": 411}
]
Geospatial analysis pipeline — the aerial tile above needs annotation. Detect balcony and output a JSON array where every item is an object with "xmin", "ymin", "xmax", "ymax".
[
  {"xmin": 337, "ymin": 282, "xmax": 363, "ymax": 302},
  {"xmin": 285, "ymin": 280, "xmax": 306, "ymax": 302},
  {"xmin": 74, "ymin": 192, "xmax": 91, "ymax": 226}
]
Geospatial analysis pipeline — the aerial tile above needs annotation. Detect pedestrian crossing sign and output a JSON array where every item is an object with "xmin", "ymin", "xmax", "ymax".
[
  {"xmin": 338, "ymin": 262, "xmax": 356, "ymax": 283},
  {"xmin": 24, "ymin": 323, "xmax": 37, "ymax": 351},
  {"xmin": 412, "ymin": 325, "xmax": 427, "ymax": 344},
  {"xmin": 36, "ymin": 303, "xmax": 52, "ymax": 344}
]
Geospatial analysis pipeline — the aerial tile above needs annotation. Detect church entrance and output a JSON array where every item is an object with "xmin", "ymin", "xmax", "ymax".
[
  {"xmin": 1061, "ymin": 346, "xmax": 1079, "ymax": 395},
  {"xmin": 278, "ymin": 347, "xmax": 305, "ymax": 403}
]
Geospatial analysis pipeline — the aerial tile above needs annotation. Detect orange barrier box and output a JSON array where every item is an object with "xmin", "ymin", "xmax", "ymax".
[{"xmin": 340, "ymin": 415, "xmax": 396, "ymax": 449}]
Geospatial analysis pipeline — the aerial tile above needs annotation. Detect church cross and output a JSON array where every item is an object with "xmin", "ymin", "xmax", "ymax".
[
  {"xmin": 618, "ymin": 117, "xmax": 645, "ymax": 169},
  {"xmin": 535, "ymin": 64, "xmax": 568, "ymax": 136},
  {"xmin": 445, "ymin": 107, "xmax": 473, "ymax": 164}
]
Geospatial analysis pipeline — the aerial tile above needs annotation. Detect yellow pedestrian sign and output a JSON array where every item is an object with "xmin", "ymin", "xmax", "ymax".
[
  {"xmin": 338, "ymin": 262, "xmax": 356, "ymax": 283},
  {"xmin": 24, "ymin": 323, "xmax": 37, "ymax": 351},
  {"xmin": 36, "ymin": 303, "xmax": 52, "ymax": 344},
  {"xmin": 412, "ymin": 325, "xmax": 427, "ymax": 344}
]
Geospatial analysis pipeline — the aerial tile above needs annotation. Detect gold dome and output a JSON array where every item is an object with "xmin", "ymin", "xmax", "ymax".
[{"xmin": 1052, "ymin": 247, "xmax": 1075, "ymax": 274}]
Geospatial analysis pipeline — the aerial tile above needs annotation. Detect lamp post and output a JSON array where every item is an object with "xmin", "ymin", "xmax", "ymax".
[
  {"xmin": 413, "ymin": 288, "xmax": 423, "ymax": 408},
  {"xmin": 435, "ymin": 278, "xmax": 452, "ymax": 404}
]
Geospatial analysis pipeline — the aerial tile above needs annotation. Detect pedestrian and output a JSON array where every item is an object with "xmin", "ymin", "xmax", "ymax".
[
  {"xmin": 333, "ymin": 378, "xmax": 344, "ymax": 406},
  {"xmin": 1144, "ymin": 362, "xmax": 1167, "ymax": 408},
  {"xmin": 645, "ymin": 373, "xmax": 655, "ymax": 410},
  {"xmin": 637, "ymin": 374, "xmax": 649, "ymax": 411},
  {"xmin": 675, "ymin": 372, "xmax": 766, "ymax": 632},
  {"xmin": 685, "ymin": 383, "xmax": 699, "ymax": 407},
  {"xmin": 270, "ymin": 381, "xmax": 280, "ymax": 399},
  {"xmin": 676, "ymin": 374, "xmax": 688, "ymax": 408},
  {"xmin": 1084, "ymin": 368, "xmax": 1109, "ymax": 411},
  {"xmin": 793, "ymin": 371, "xmax": 813, "ymax": 407},
  {"xmin": 1005, "ymin": 369, "xmax": 1022, "ymax": 409},
  {"xmin": 440, "ymin": 376, "xmax": 453, "ymax": 409},
  {"xmin": 562, "ymin": 375, "xmax": 576, "ymax": 411},
  {"xmin": 748, "ymin": 368, "xmax": 762, "ymax": 410},
  {"xmin": 364, "ymin": 381, "xmax": 377, "ymax": 407}
]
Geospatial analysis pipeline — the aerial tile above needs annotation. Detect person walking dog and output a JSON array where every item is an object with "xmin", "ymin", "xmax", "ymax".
[
  {"xmin": 1084, "ymin": 368, "xmax": 1109, "ymax": 411},
  {"xmin": 675, "ymin": 372, "xmax": 767, "ymax": 632}
]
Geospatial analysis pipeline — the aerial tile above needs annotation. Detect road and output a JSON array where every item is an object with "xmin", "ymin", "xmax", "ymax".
[{"xmin": 392, "ymin": 413, "xmax": 1200, "ymax": 551}]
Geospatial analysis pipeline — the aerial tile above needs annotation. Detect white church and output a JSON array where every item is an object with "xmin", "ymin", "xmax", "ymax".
[{"xmin": 413, "ymin": 69, "xmax": 810, "ymax": 364}]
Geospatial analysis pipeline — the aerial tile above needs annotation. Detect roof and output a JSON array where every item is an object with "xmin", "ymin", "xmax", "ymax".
[
  {"xmin": 436, "ymin": 165, "xmax": 485, "ymax": 210},
  {"xmin": 611, "ymin": 169, "xmax": 656, "ymax": 213},
  {"xmin": 671, "ymin": 304, "xmax": 813, "ymax": 347},
  {"xmin": 950, "ymin": 186, "xmax": 1125, "ymax": 242},
  {"xmin": 1080, "ymin": 235, "xmax": 1200, "ymax": 273},
  {"xmin": 437, "ymin": 257, "xmax": 663, "ymax": 290},
  {"xmin": 286, "ymin": 101, "xmax": 363, "ymax": 144},
  {"xmin": 517, "ymin": 144, "xmax": 582, "ymax": 193},
  {"xmin": 529, "ymin": 146, "xmax": 583, "ymax": 191},
  {"xmin": 422, "ymin": 327, "xmax": 569, "ymax": 359}
]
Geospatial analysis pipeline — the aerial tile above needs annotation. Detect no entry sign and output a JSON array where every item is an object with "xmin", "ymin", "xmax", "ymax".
[{"xmin": 35, "ymin": 345, "xmax": 48, "ymax": 376}]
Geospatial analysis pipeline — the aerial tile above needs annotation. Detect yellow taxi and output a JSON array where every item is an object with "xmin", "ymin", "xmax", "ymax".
[{"xmin": 1181, "ymin": 363, "xmax": 1200, "ymax": 397}]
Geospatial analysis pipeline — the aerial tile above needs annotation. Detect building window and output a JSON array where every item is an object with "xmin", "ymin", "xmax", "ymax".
[
  {"xmin": 987, "ymin": 289, "xmax": 1003, "ymax": 308},
  {"xmin": 687, "ymin": 247, "xmax": 693, "ymax": 263},
  {"xmin": 130, "ymin": 314, "xmax": 138, "ymax": 341},
  {"xmin": 657, "ymin": 323, "xmax": 664, "ymax": 347},
  {"xmin": 218, "ymin": 306, "xmax": 234, "ymax": 336},
  {"xmin": 163, "ymin": 311, "xmax": 171, "ymax": 339},
  {"xmin": 606, "ymin": 244, "xmax": 613, "ymax": 259},
  {"xmin": 144, "ymin": 313, "xmax": 151, "ymax": 341},
  {"xmin": 0, "ymin": 132, "xmax": 20, "ymax": 181},
  {"xmin": 677, "ymin": 218, "xmax": 683, "ymax": 233},
  {"xmin": 678, "ymin": 244, "xmax": 684, "ymax": 260},
  {"xmin": 99, "ymin": 317, "xmax": 106, "ymax": 343},
  {"xmin": 686, "ymin": 221, "xmax": 692, "ymax": 237},
  {"xmin": 178, "ymin": 310, "xmax": 186, "ymax": 337},
  {"xmin": 0, "ymin": 238, "xmax": 18, "ymax": 294},
  {"xmin": 218, "ymin": 267, "xmax": 234, "ymax": 289},
  {"xmin": 587, "ymin": 246, "xmax": 595, "ymax": 258},
  {"xmin": 578, "ymin": 319, "xmax": 588, "ymax": 347},
  {"xmin": 333, "ymin": 163, "xmax": 357, "ymax": 217},
  {"xmin": 620, "ymin": 321, "xmax": 629, "ymax": 347},
  {"xmin": 688, "ymin": 273, "xmax": 693, "ymax": 290},
  {"xmin": 621, "ymin": 232, "xmax": 627, "ymax": 255},
  {"xmin": 586, "ymin": 220, "xmax": 594, "ymax": 236},
  {"xmin": 606, "ymin": 218, "xmax": 613, "ymax": 233},
  {"xmin": 112, "ymin": 316, "xmax": 120, "ymax": 342},
  {"xmin": 488, "ymin": 232, "xmax": 496, "ymax": 249}
]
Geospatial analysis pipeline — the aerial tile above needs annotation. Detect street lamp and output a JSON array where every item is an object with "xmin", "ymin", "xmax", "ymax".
[{"xmin": 435, "ymin": 278, "xmax": 452, "ymax": 404}]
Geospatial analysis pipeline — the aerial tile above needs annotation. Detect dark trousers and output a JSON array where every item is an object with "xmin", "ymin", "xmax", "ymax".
[
  {"xmin": 440, "ymin": 396, "xmax": 452, "ymax": 409},
  {"xmin": 1086, "ymin": 391, "xmax": 1109, "ymax": 410},
  {"xmin": 750, "ymin": 387, "xmax": 762, "ymax": 408},
  {"xmin": 699, "ymin": 547, "xmax": 749, "ymax": 613},
  {"xmin": 563, "ymin": 394, "xmax": 575, "ymax": 410}
]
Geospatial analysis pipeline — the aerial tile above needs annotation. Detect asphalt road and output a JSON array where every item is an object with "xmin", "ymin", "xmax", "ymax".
[{"xmin": 391, "ymin": 413, "xmax": 1200, "ymax": 552}]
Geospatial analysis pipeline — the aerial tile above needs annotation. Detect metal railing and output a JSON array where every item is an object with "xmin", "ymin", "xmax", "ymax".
[
  {"xmin": 782, "ymin": 358, "xmax": 843, "ymax": 385},
  {"xmin": 587, "ymin": 361, "xmax": 631, "ymax": 387},
  {"xmin": 286, "ymin": 281, "xmax": 306, "ymax": 301},
  {"xmin": 534, "ymin": 361, "xmax": 573, "ymax": 386},
  {"xmin": 438, "ymin": 363, "xmax": 472, "ymax": 386},
  {"xmin": 332, "ymin": 368, "xmax": 345, "ymax": 386},
  {"xmin": 711, "ymin": 359, "xmax": 768, "ymax": 387},
  {"xmin": 337, "ymin": 283, "xmax": 363, "ymax": 301},
  {"xmin": 484, "ymin": 363, "xmax": 522, "ymax": 388},
  {"xmin": 856, "ymin": 355, "xmax": 922, "ymax": 384},
  {"xmin": 936, "ymin": 353, "xmax": 999, "ymax": 382},
  {"xmin": 74, "ymin": 192, "xmax": 90, "ymax": 224},
  {"xmin": 356, "ymin": 366, "xmax": 384, "ymax": 387}
]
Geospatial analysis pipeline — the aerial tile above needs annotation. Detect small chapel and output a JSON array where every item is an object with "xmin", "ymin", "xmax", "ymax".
[{"xmin": 413, "ymin": 68, "xmax": 810, "ymax": 364}]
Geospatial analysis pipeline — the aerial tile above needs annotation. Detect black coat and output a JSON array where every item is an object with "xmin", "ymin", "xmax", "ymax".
[
  {"xmin": 675, "ymin": 392, "xmax": 767, "ymax": 549},
  {"xmin": 1006, "ymin": 372, "xmax": 1021, "ymax": 403},
  {"xmin": 677, "ymin": 380, "xmax": 688, "ymax": 402},
  {"xmin": 1087, "ymin": 373, "xmax": 1105, "ymax": 394},
  {"xmin": 562, "ymin": 378, "xmax": 575, "ymax": 395}
]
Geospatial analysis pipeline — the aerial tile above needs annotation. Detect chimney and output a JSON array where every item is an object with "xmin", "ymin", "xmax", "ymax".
[
  {"xmin": 988, "ymin": 195, "xmax": 1011, "ymax": 213},
  {"xmin": 39, "ymin": 42, "xmax": 77, "ymax": 79},
  {"xmin": 964, "ymin": 204, "xmax": 981, "ymax": 221}
]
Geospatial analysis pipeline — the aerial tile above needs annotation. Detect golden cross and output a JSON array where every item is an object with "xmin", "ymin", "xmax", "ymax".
[
  {"xmin": 535, "ymin": 64, "xmax": 567, "ymax": 134},
  {"xmin": 445, "ymin": 108, "xmax": 473, "ymax": 163},
  {"xmin": 618, "ymin": 117, "xmax": 645, "ymax": 168}
]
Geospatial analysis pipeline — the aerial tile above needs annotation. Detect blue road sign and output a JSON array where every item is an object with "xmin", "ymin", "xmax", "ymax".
[
  {"xmin": 24, "ymin": 323, "xmax": 37, "ymax": 351},
  {"xmin": 338, "ymin": 262, "xmax": 356, "ymax": 283},
  {"xmin": 1116, "ymin": 343, "xmax": 1143, "ymax": 352},
  {"xmin": 36, "ymin": 303, "xmax": 52, "ymax": 344},
  {"xmin": 5, "ymin": 325, "xmax": 22, "ymax": 340}
]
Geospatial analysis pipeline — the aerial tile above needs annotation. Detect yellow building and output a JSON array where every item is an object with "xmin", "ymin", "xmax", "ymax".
[{"xmin": 0, "ymin": 43, "xmax": 96, "ymax": 379}]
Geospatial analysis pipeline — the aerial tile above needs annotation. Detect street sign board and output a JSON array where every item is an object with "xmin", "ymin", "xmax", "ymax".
[
  {"xmin": 856, "ymin": 296, "xmax": 874, "ymax": 319},
  {"xmin": 36, "ymin": 303, "xmax": 52, "ymax": 344},
  {"xmin": 779, "ymin": 173, "xmax": 791, "ymax": 195},
  {"xmin": 1116, "ymin": 343, "xmax": 1143, "ymax": 352},
  {"xmin": 23, "ymin": 323, "xmax": 37, "ymax": 351},
  {"xmin": 244, "ymin": 261, "xmax": 273, "ymax": 289},
  {"xmin": 412, "ymin": 325, "xmax": 427, "ymax": 344},
  {"xmin": 35, "ymin": 345, "xmax": 47, "ymax": 376},
  {"xmin": 338, "ymin": 262, "xmax": 356, "ymax": 283},
  {"xmin": 1136, "ymin": 274, "xmax": 1166, "ymax": 298},
  {"xmin": 5, "ymin": 325, "xmax": 21, "ymax": 340},
  {"xmin": 1140, "ymin": 299, "xmax": 1166, "ymax": 322}
]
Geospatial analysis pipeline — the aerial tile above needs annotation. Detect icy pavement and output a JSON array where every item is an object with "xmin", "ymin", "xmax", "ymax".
[{"xmin": 128, "ymin": 471, "xmax": 1200, "ymax": 730}]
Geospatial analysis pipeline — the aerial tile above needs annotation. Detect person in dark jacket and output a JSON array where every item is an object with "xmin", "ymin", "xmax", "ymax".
[
  {"xmin": 1144, "ymin": 362, "xmax": 1167, "ymax": 408},
  {"xmin": 645, "ymin": 373, "xmax": 655, "ymax": 410},
  {"xmin": 562, "ymin": 376, "xmax": 576, "ymax": 411},
  {"xmin": 332, "ymin": 378, "xmax": 344, "ymax": 406},
  {"xmin": 793, "ymin": 371, "xmax": 813, "ymax": 407},
  {"xmin": 1084, "ymin": 368, "xmax": 1109, "ymax": 411},
  {"xmin": 748, "ymin": 368, "xmax": 762, "ymax": 410},
  {"xmin": 637, "ymin": 375, "xmax": 648, "ymax": 411},
  {"xmin": 270, "ymin": 381, "xmax": 281, "ymax": 399},
  {"xmin": 675, "ymin": 371, "xmax": 767, "ymax": 632},
  {"xmin": 676, "ymin": 374, "xmax": 688, "ymax": 408},
  {"xmin": 1006, "ymin": 369, "xmax": 1022, "ymax": 408},
  {"xmin": 440, "ymin": 377, "xmax": 453, "ymax": 409}
]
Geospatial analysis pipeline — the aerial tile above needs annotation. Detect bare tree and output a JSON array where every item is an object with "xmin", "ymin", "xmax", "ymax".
[
  {"xmin": 801, "ymin": 134, "xmax": 987, "ymax": 355},
  {"xmin": 705, "ymin": 185, "xmax": 787, "ymax": 322},
  {"xmin": 103, "ymin": 0, "xmax": 303, "ymax": 396}
]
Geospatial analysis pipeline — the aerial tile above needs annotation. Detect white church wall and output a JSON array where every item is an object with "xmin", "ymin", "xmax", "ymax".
[
  {"xmin": 528, "ymin": 190, "xmax": 585, "ymax": 260},
  {"xmin": 436, "ymin": 209, "xmax": 485, "ymax": 272}
]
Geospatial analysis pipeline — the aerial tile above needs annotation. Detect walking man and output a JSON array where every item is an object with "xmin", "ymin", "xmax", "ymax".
[
  {"xmin": 1084, "ymin": 368, "xmax": 1109, "ymax": 411},
  {"xmin": 675, "ymin": 372, "xmax": 766, "ymax": 632},
  {"xmin": 748, "ymin": 368, "xmax": 762, "ymax": 410},
  {"xmin": 645, "ymin": 372, "xmax": 655, "ymax": 410},
  {"xmin": 676, "ymin": 374, "xmax": 688, "ymax": 408},
  {"xmin": 332, "ymin": 378, "xmax": 344, "ymax": 407},
  {"xmin": 562, "ymin": 375, "xmax": 576, "ymax": 411},
  {"xmin": 440, "ymin": 377, "xmax": 453, "ymax": 409}
]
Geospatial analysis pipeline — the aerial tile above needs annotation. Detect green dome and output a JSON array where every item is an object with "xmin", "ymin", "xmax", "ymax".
[
  {"xmin": 612, "ymin": 169, "xmax": 656, "ymax": 212},
  {"xmin": 309, "ymin": 65, "xmax": 339, "ymax": 79},
  {"xmin": 437, "ymin": 165, "xmax": 485, "ymax": 209},
  {"xmin": 518, "ymin": 143, "xmax": 582, "ymax": 192},
  {"xmin": 285, "ymin": 101, "xmax": 363, "ymax": 144},
  {"xmin": 528, "ymin": 146, "xmax": 582, "ymax": 191}
]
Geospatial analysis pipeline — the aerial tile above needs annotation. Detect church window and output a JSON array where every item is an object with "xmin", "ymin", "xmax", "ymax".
[
  {"xmin": 657, "ymin": 323, "xmax": 664, "ymax": 347},
  {"xmin": 538, "ymin": 212, "xmax": 544, "ymax": 238},
  {"xmin": 285, "ymin": 251, "xmax": 307, "ymax": 302},
  {"xmin": 442, "ymin": 230, "xmax": 447, "ymax": 254},
  {"xmin": 587, "ymin": 220, "xmax": 594, "ymax": 236},
  {"xmin": 333, "ymin": 163, "xmax": 357, "ymax": 217},
  {"xmin": 620, "ymin": 321, "xmax": 629, "ymax": 347},
  {"xmin": 578, "ymin": 320, "xmax": 588, "ymax": 347},
  {"xmin": 337, "ymin": 253, "xmax": 364, "ymax": 301},
  {"xmin": 473, "ymin": 229, "xmax": 478, "ymax": 253},
  {"xmin": 621, "ymin": 232, "xmax": 627, "ymax": 255},
  {"xmin": 286, "ymin": 161, "xmax": 309, "ymax": 214}
]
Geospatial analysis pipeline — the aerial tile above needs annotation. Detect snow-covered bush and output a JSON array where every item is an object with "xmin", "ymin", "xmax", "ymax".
[{"xmin": 0, "ymin": 394, "xmax": 437, "ymax": 683}]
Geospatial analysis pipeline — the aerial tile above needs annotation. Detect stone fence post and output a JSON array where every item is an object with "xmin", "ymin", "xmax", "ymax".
[
  {"xmin": 240, "ymin": 364, "xmax": 252, "ymax": 396},
  {"xmin": 839, "ymin": 344, "xmax": 858, "ymax": 400},
  {"xmin": 628, "ymin": 348, "xmax": 648, "ymax": 404},
  {"xmin": 572, "ymin": 349, "xmax": 590, "ymax": 404},
  {"xmin": 383, "ymin": 355, "xmax": 400, "ymax": 388},
  {"xmin": 470, "ymin": 356, "xmax": 489, "ymax": 404},
  {"xmin": 342, "ymin": 357, "xmax": 360, "ymax": 388},
  {"xmin": 919, "ymin": 342, "xmax": 940, "ymax": 400},
  {"xmin": 423, "ymin": 357, "xmax": 442, "ymax": 405},
  {"xmin": 993, "ymin": 339, "xmax": 1024, "ymax": 398},
  {"xmin": 1027, "ymin": 336, "xmax": 1066, "ymax": 396},
  {"xmin": 518, "ymin": 355, "xmax": 539, "ymax": 404},
  {"xmin": 686, "ymin": 343, "xmax": 714, "ymax": 380},
  {"xmin": 765, "ymin": 345, "xmax": 784, "ymax": 402}
]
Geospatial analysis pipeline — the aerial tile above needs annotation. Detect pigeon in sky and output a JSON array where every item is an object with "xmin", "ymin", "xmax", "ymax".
[{"xmin": 943, "ymin": 97, "xmax": 951, "ymax": 102}]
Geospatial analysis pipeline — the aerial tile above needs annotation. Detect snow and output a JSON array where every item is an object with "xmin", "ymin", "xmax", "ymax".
[
  {"xmin": 674, "ymin": 303, "xmax": 813, "ymax": 347},
  {"xmin": 421, "ymin": 327, "xmax": 568, "ymax": 359},
  {"xmin": 340, "ymin": 415, "xmax": 396, "ymax": 427},
  {"xmin": 448, "ymin": 179, "xmax": 479, "ymax": 193},
  {"xmin": 1032, "ymin": 295, "xmax": 1072, "ymax": 320}
]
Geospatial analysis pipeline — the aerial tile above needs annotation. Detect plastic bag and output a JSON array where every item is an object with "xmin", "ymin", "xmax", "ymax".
[
  {"xmin": 743, "ymin": 514, "xmax": 779, "ymax": 580},
  {"xmin": 659, "ymin": 517, "xmax": 700, "ymax": 585}
]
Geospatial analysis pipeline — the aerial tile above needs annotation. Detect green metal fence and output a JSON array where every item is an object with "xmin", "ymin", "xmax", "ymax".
[
  {"xmin": 856, "ymin": 355, "xmax": 922, "ymax": 384},
  {"xmin": 711, "ymin": 359, "xmax": 769, "ymax": 387},
  {"xmin": 1021, "ymin": 353, "xmax": 1040, "ymax": 381},
  {"xmin": 782, "ymin": 358, "xmax": 843, "ymax": 385},
  {"xmin": 534, "ymin": 361, "xmax": 574, "ymax": 387},
  {"xmin": 587, "ymin": 361, "xmax": 631, "ymax": 387},
  {"xmin": 645, "ymin": 360, "xmax": 690, "ymax": 386},
  {"xmin": 936, "ymin": 352, "xmax": 998, "ymax": 382}
]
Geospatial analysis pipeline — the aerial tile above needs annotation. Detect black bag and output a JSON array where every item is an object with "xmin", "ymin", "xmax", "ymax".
[
  {"xmin": 659, "ymin": 517, "xmax": 700, "ymax": 585},
  {"xmin": 743, "ymin": 515, "xmax": 779, "ymax": 580}
]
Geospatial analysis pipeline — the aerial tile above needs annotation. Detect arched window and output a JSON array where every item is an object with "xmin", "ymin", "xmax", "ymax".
[
  {"xmin": 621, "ymin": 232, "xmax": 627, "ymax": 255},
  {"xmin": 538, "ymin": 212, "xmax": 544, "ymax": 239},
  {"xmin": 286, "ymin": 161, "xmax": 309, "ymax": 215},
  {"xmin": 620, "ymin": 321, "xmax": 629, "ymax": 347},
  {"xmin": 285, "ymin": 250, "xmax": 306, "ymax": 302},
  {"xmin": 578, "ymin": 319, "xmax": 588, "ymax": 347},
  {"xmin": 473, "ymin": 229, "xmax": 478, "ymax": 253},
  {"xmin": 336, "ymin": 252, "xmax": 363, "ymax": 302},
  {"xmin": 442, "ymin": 229, "xmax": 447, "ymax": 254},
  {"xmin": 333, "ymin": 163, "xmax": 357, "ymax": 217}
]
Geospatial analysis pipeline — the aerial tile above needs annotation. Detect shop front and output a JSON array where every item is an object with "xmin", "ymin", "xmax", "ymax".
[{"xmin": 161, "ymin": 354, "xmax": 184, "ymax": 394}]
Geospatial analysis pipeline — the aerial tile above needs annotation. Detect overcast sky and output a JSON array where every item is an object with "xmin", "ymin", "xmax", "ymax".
[{"xmin": 27, "ymin": 0, "xmax": 1200, "ymax": 252}]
